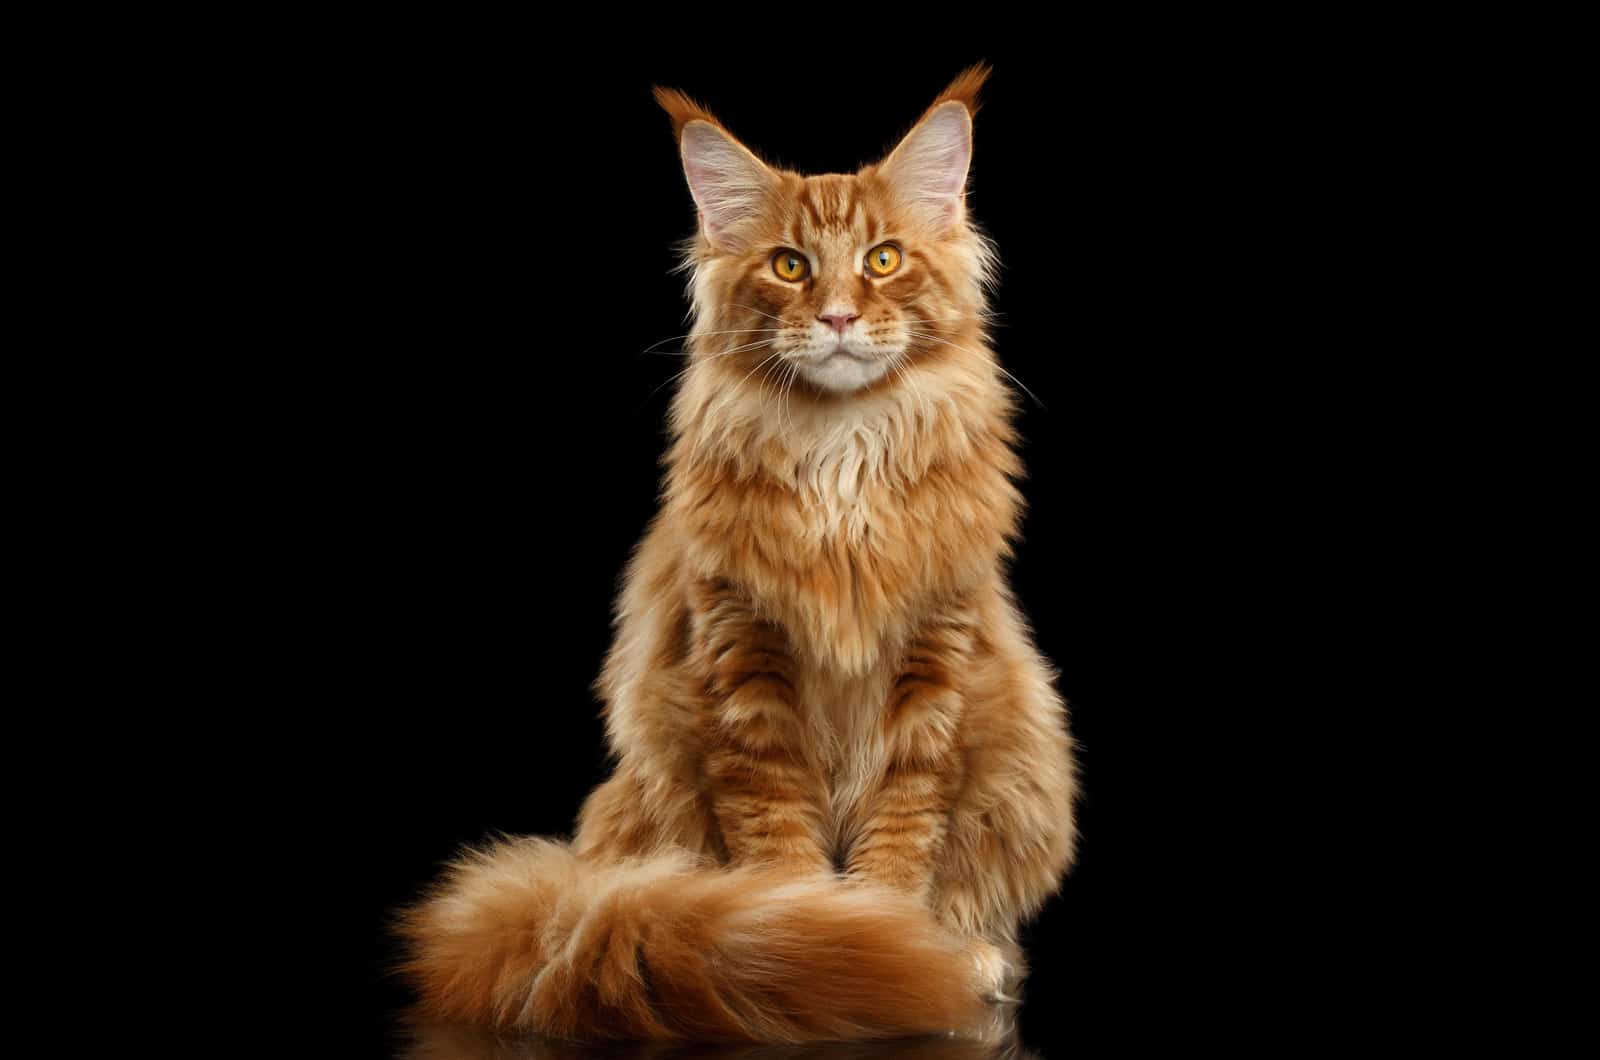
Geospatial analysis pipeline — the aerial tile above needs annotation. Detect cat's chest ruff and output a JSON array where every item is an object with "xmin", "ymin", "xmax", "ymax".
[
  {"xmin": 670, "ymin": 389, "xmax": 1014, "ymax": 674},
  {"xmin": 783, "ymin": 427, "xmax": 940, "ymax": 569},
  {"xmin": 788, "ymin": 428, "xmax": 889, "ymax": 539},
  {"xmin": 769, "ymin": 468, "xmax": 928, "ymax": 674},
  {"xmin": 680, "ymin": 442, "xmax": 935, "ymax": 673}
]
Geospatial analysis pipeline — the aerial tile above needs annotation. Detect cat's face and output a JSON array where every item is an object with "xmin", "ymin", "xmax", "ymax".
[
  {"xmin": 693, "ymin": 170, "xmax": 960, "ymax": 394},
  {"xmin": 660, "ymin": 68, "xmax": 994, "ymax": 398}
]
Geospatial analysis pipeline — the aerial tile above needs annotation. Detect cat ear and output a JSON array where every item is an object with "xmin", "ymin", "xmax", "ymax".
[
  {"xmin": 878, "ymin": 65, "xmax": 989, "ymax": 233},
  {"xmin": 654, "ymin": 87, "xmax": 777, "ymax": 252},
  {"xmin": 679, "ymin": 122, "xmax": 777, "ymax": 250}
]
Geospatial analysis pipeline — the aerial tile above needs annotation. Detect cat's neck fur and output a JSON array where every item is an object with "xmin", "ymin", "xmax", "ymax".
[{"xmin": 662, "ymin": 328, "xmax": 1024, "ymax": 675}]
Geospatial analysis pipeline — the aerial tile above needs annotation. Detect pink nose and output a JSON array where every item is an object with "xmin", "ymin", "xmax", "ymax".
[{"xmin": 818, "ymin": 313, "xmax": 859, "ymax": 336}]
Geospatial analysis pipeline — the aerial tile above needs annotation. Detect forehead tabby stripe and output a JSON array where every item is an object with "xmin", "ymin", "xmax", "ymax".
[{"xmin": 796, "ymin": 185, "xmax": 822, "ymax": 231}]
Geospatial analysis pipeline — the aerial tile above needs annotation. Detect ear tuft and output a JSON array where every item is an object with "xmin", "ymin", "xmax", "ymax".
[
  {"xmin": 927, "ymin": 62, "xmax": 992, "ymax": 120},
  {"xmin": 652, "ymin": 86, "xmax": 721, "ymax": 142}
]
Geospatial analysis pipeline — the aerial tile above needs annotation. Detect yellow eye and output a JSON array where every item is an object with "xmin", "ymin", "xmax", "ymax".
[
  {"xmin": 865, "ymin": 243, "xmax": 902, "ymax": 276},
  {"xmin": 772, "ymin": 249, "xmax": 809, "ymax": 282}
]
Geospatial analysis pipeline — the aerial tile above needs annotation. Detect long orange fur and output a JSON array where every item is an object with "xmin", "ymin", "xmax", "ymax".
[{"xmin": 399, "ymin": 65, "xmax": 1078, "ymax": 1043}]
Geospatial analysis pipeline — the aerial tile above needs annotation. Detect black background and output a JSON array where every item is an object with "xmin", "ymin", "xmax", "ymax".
[{"xmin": 238, "ymin": 27, "xmax": 1357, "ymax": 1057}]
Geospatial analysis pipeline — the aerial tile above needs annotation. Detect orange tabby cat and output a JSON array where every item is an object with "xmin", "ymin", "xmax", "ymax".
[{"xmin": 399, "ymin": 65, "xmax": 1077, "ymax": 1042}]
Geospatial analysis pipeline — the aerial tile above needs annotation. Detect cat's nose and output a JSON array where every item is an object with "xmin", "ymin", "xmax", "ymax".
[{"xmin": 818, "ymin": 312, "xmax": 860, "ymax": 336}]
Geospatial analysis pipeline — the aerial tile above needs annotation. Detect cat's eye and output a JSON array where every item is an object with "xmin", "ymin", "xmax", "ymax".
[
  {"xmin": 865, "ymin": 243, "xmax": 902, "ymax": 277},
  {"xmin": 772, "ymin": 249, "xmax": 809, "ymax": 282}
]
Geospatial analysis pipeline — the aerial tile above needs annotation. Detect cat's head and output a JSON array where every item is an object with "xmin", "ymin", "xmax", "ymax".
[{"xmin": 657, "ymin": 66, "xmax": 997, "ymax": 399}]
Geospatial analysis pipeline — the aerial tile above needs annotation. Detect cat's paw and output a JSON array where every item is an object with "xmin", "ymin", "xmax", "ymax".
[{"xmin": 968, "ymin": 938, "xmax": 1018, "ymax": 1004}]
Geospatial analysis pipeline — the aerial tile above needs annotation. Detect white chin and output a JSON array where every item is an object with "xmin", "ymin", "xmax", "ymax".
[{"xmin": 798, "ymin": 353, "xmax": 890, "ymax": 393}]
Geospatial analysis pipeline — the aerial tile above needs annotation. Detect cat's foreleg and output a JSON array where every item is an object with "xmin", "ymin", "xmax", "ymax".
[
  {"xmin": 845, "ymin": 612, "xmax": 970, "ymax": 897},
  {"xmin": 692, "ymin": 579, "xmax": 832, "ymax": 875}
]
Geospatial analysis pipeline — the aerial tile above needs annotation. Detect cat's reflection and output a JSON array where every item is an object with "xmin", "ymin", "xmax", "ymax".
[{"xmin": 397, "ymin": 1010, "xmax": 1041, "ymax": 1060}]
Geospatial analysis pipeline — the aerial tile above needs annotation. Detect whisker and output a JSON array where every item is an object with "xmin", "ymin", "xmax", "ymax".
[
  {"xmin": 638, "ymin": 340, "xmax": 776, "ymax": 407},
  {"xmin": 778, "ymin": 360, "xmax": 802, "ymax": 434},
  {"xmin": 638, "ymin": 360, "xmax": 701, "ymax": 409},
  {"xmin": 736, "ymin": 349, "xmax": 788, "ymax": 393},
  {"xmin": 904, "ymin": 331, "xmax": 1044, "ymax": 409},
  {"xmin": 646, "ymin": 336, "xmax": 777, "ymax": 359},
  {"xmin": 890, "ymin": 350, "xmax": 932, "ymax": 426},
  {"xmin": 640, "ymin": 328, "xmax": 781, "ymax": 356},
  {"xmin": 706, "ymin": 339, "xmax": 777, "ymax": 362},
  {"xmin": 730, "ymin": 302, "xmax": 800, "ymax": 327},
  {"xmin": 994, "ymin": 366, "xmax": 1044, "ymax": 409},
  {"xmin": 758, "ymin": 355, "xmax": 788, "ymax": 423},
  {"xmin": 900, "ymin": 309, "xmax": 1003, "ymax": 321}
]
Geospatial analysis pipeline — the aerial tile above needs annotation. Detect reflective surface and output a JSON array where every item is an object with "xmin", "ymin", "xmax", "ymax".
[{"xmin": 396, "ymin": 1010, "xmax": 1042, "ymax": 1060}]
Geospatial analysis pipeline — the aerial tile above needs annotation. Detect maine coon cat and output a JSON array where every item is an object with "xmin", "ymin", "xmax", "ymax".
[{"xmin": 399, "ymin": 65, "xmax": 1078, "ymax": 1042}]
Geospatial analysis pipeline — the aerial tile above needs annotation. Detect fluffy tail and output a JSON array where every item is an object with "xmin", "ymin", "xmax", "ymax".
[{"xmin": 396, "ymin": 837, "xmax": 989, "ymax": 1042}]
